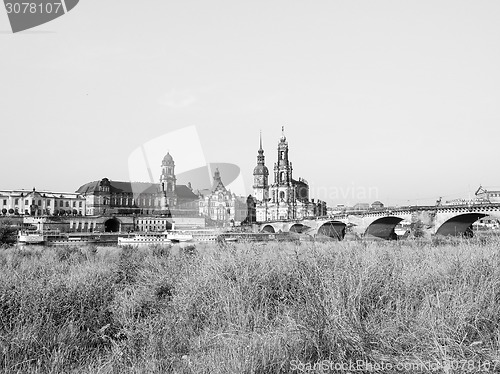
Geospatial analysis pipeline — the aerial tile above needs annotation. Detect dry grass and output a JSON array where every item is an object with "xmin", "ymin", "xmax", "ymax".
[{"xmin": 1, "ymin": 237, "xmax": 500, "ymax": 373}]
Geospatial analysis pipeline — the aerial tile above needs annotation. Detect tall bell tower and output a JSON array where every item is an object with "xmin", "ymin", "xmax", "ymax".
[
  {"xmin": 269, "ymin": 126, "xmax": 295, "ymax": 220},
  {"xmin": 273, "ymin": 126, "xmax": 293, "ymax": 199},
  {"xmin": 253, "ymin": 132, "xmax": 269, "ymax": 203},
  {"xmin": 160, "ymin": 152, "xmax": 177, "ymax": 210}
]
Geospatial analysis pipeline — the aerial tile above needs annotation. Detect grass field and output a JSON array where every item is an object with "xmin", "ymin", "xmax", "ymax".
[{"xmin": 1, "ymin": 237, "xmax": 500, "ymax": 373}]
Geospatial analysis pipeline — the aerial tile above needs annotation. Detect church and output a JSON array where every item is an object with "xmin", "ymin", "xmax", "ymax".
[
  {"xmin": 76, "ymin": 152, "xmax": 199, "ymax": 217},
  {"xmin": 198, "ymin": 168, "xmax": 249, "ymax": 225},
  {"xmin": 252, "ymin": 127, "xmax": 327, "ymax": 222}
]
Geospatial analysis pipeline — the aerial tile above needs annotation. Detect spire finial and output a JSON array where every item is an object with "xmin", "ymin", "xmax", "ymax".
[
  {"xmin": 281, "ymin": 125, "xmax": 286, "ymax": 141},
  {"xmin": 259, "ymin": 130, "xmax": 263, "ymax": 150}
]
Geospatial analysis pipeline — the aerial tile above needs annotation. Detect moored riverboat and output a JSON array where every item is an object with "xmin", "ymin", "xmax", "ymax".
[
  {"xmin": 17, "ymin": 230, "xmax": 45, "ymax": 244},
  {"xmin": 118, "ymin": 230, "xmax": 194, "ymax": 248}
]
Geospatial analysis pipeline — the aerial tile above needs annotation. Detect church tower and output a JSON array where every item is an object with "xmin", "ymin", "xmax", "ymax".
[
  {"xmin": 253, "ymin": 132, "xmax": 269, "ymax": 203},
  {"xmin": 160, "ymin": 152, "xmax": 177, "ymax": 210},
  {"xmin": 269, "ymin": 126, "xmax": 295, "ymax": 220},
  {"xmin": 273, "ymin": 126, "xmax": 293, "ymax": 200}
]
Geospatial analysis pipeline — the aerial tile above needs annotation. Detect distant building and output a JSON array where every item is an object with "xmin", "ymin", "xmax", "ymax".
[
  {"xmin": 76, "ymin": 152, "xmax": 200, "ymax": 216},
  {"xmin": 0, "ymin": 188, "xmax": 85, "ymax": 216},
  {"xmin": 198, "ymin": 168, "xmax": 248, "ymax": 226},
  {"xmin": 475, "ymin": 186, "xmax": 500, "ymax": 203},
  {"xmin": 252, "ymin": 128, "xmax": 327, "ymax": 222},
  {"xmin": 327, "ymin": 205, "xmax": 345, "ymax": 215},
  {"xmin": 352, "ymin": 203, "xmax": 370, "ymax": 211},
  {"xmin": 371, "ymin": 201, "xmax": 384, "ymax": 209},
  {"xmin": 135, "ymin": 217, "xmax": 172, "ymax": 232},
  {"xmin": 444, "ymin": 198, "xmax": 474, "ymax": 206},
  {"xmin": 443, "ymin": 186, "xmax": 500, "ymax": 206}
]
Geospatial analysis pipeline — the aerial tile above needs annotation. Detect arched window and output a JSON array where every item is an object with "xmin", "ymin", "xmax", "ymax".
[{"xmin": 280, "ymin": 191, "xmax": 285, "ymax": 200}]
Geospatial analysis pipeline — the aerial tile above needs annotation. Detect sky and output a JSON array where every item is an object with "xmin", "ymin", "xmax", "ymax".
[{"xmin": 1, "ymin": 0, "xmax": 500, "ymax": 207}]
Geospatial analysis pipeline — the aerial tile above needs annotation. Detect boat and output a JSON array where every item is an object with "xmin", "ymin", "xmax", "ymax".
[
  {"xmin": 394, "ymin": 221, "xmax": 411, "ymax": 237},
  {"xmin": 118, "ymin": 232, "xmax": 171, "ymax": 247},
  {"xmin": 117, "ymin": 230, "xmax": 194, "ymax": 248},
  {"xmin": 174, "ymin": 229, "xmax": 221, "ymax": 243},
  {"xmin": 47, "ymin": 235, "xmax": 101, "ymax": 246},
  {"xmin": 17, "ymin": 230, "xmax": 45, "ymax": 244},
  {"xmin": 168, "ymin": 230, "xmax": 195, "ymax": 243},
  {"xmin": 216, "ymin": 232, "xmax": 292, "ymax": 242}
]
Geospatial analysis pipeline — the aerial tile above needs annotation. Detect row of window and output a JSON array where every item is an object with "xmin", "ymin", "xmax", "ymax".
[
  {"xmin": 105, "ymin": 197, "xmax": 159, "ymax": 206},
  {"xmin": 137, "ymin": 225, "xmax": 168, "ymax": 231},
  {"xmin": 0, "ymin": 208, "xmax": 84, "ymax": 215},
  {"xmin": 201, "ymin": 202, "xmax": 234, "ymax": 207},
  {"xmin": 2, "ymin": 198, "xmax": 83, "ymax": 207},
  {"xmin": 70, "ymin": 222, "xmax": 97, "ymax": 228},
  {"xmin": 137, "ymin": 220, "xmax": 170, "ymax": 225}
]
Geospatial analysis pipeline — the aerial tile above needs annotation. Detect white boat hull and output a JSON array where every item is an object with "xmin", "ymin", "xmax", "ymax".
[
  {"xmin": 118, "ymin": 236, "xmax": 173, "ymax": 247},
  {"xmin": 17, "ymin": 233, "xmax": 45, "ymax": 244}
]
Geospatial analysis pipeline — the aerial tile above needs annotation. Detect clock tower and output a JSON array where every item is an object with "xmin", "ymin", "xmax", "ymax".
[
  {"xmin": 159, "ymin": 152, "xmax": 177, "ymax": 211},
  {"xmin": 253, "ymin": 132, "xmax": 269, "ymax": 203}
]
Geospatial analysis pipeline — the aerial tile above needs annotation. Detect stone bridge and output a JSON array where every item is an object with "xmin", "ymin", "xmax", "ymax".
[
  {"xmin": 259, "ymin": 218, "xmax": 347, "ymax": 240},
  {"xmin": 256, "ymin": 203, "xmax": 500, "ymax": 240}
]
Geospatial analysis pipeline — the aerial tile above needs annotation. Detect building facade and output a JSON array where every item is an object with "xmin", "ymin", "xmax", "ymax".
[
  {"xmin": 76, "ymin": 152, "xmax": 200, "ymax": 216},
  {"xmin": 475, "ymin": 186, "xmax": 500, "ymax": 204},
  {"xmin": 252, "ymin": 128, "xmax": 327, "ymax": 222},
  {"xmin": 199, "ymin": 168, "xmax": 248, "ymax": 226},
  {"xmin": 0, "ymin": 188, "xmax": 86, "ymax": 216}
]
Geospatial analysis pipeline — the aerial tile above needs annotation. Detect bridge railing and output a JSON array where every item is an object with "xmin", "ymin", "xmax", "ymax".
[{"xmin": 339, "ymin": 202, "xmax": 500, "ymax": 217}]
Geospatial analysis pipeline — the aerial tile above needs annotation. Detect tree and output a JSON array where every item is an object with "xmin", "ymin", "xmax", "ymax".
[
  {"xmin": 0, "ymin": 220, "xmax": 17, "ymax": 244},
  {"xmin": 1, "ymin": 209, "xmax": 6, "ymax": 216},
  {"xmin": 8, "ymin": 209, "xmax": 14, "ymax": 215},
  {"xmin": 411, "ymin": 221, "xmax": 426, "ymax": 238}
]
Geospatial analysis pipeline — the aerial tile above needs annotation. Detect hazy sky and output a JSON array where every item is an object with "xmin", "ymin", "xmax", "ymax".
[{"xmin": 1, "ymin": 0, "xmax": 499, "ymax": 207}]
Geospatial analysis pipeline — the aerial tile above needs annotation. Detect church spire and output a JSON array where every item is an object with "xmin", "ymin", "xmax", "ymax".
[{"xmin": 257, "ymin": 132, "xmax": 265, "ymax": 163}]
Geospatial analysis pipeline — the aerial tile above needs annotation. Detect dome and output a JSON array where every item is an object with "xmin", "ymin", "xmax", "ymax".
[
  {"xmin": 253, "ymin": 164, "xmax": 269, "ymax": 175},
  {"xmin": 162, "ymin": 152, "xmax": 174, "ymax": 164}
]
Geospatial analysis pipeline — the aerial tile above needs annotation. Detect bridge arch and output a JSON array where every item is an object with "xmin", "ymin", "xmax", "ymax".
[
  {"xmin": 290, "ymin": 223, "xmax": 309, "ymax": 233},
  {"xmin": 104, "ymin": 217, "xmax": 121, "ymax": 233},
  {"xmin": 261, "ymin": 224, "xmax": 275, "ymax": 233},
  {"xmin": 317, "ymin": 221, "xmax": 346, "ymax": 240},
  {"xmin": 365, "ymin": 216, "xmax": 404, "ymax": 240},
  {"xmin": 436, "ymin": 213, "xmax": 487, "ymax": 237}
]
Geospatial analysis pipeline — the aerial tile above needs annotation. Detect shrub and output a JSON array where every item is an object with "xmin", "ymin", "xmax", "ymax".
[
  {"xmin": 0, "ymin": 249, "xmax": 118, "ymax": 372},
  {"xmin": 2, "ymin": 240, "xmax": 500, "ymax": 372},
  {"xmin": 0, "ymin": 219, "xmax": 17, "ymax": 244}
]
